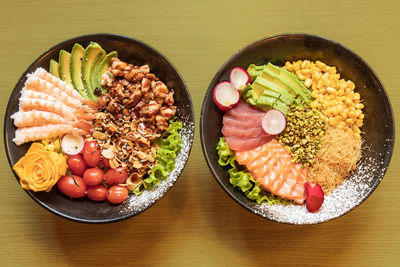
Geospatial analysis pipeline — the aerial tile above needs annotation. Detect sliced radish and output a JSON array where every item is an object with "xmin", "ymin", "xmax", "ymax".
[
  {"xmin": 261, "ymin": 109, "xmax": 286, "ymax": 135},
  {"xmin": 304, "ymin": 182, "xmax": 324, "ymax": 213},
  {"xmin": 213, "ymin": 81, "xmax": 240, "ymax": 112},
  {"xmin": 62, "ymin": 133, "xmax": 85, "ymax": 155},
  {"xmin": 230, "ymin": 67, "xmax": 251, "ymax": 89}
]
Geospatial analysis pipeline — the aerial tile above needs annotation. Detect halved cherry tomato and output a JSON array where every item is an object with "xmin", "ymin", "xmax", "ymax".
[
  {"xmin": 104, "ymin": 167, "xmax": 129, "ymax": 185},
  {"xmin": 83, "ymin": 167, "xmax": 104, "ymax": 186},
  {"xmin": 57, "ymin": 175, "xmax": 87, "ymax": 198},
  {"xmin": 87, "ymin": 184, "xmax": 108, "ymax": 201},
  {"xmin": 107, "ymin": 185, "xmax": 129, "ymax": 204},
  {"xmin": 83, "ymin": 141, "xmax": 101, "ymax": 167},
  {"xmin": 67, "ymin": 154, "xmax": 87, "ymax": 176}
]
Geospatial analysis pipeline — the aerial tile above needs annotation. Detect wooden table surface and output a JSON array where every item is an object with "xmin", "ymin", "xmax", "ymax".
[{"xmin": 0, "ymin": 0, "xmax": 399, "ymax": 266}]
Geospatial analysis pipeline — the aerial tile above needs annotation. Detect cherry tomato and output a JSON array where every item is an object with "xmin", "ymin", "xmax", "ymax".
[
  {"xmin": 83, "ymin": 167, "xmax": 104, "ymax": 186},
  {"xmin": 57, "ymin": 175, "xmax": 87, "ymax": 198},
  {"xmin": 83, "ymin": 141, "xmax": 101, "ymax": 167},
  {"xmin": 87, "ymin": 184, "xmax": 108, "ymax": 201},
  {"xmin": 102, "ymin": 157, "xmax": 111, "ymax": 169},
  {"xmin": 67, "ymin": 154, "xmax": 87, "ymax": 176},
  {"xmin": 107, "ymin": 185, "xmax": 129, "ymax": 204},
  {"xmin": 104, "ymin": 167, "xmax": 129, "ymax": 185}
]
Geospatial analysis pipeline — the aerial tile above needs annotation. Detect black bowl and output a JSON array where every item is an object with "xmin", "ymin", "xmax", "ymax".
[
  {"xmin": 200, "ymin": 34, "xmax": 395, "ymax": 224},
  {"xmin": 4, "ymin": 33, "xmax": 194, "ymax": 223}
]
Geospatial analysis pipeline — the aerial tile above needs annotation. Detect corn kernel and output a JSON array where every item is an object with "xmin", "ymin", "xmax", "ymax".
[
  {"xmin": 345, "ymin": 97, "xmax": 353, "ymax": 105},
  {"xmin": 355, "ymin": 109, "xmax": 362, "ymax": 117},
  {"xmin": 310, "ymin": 101, "xmax": 318, "ymax": 109},
  {"xmin": 312, "ymin": 71, "xmax": 322, "ymax": 80},
  {"xmin": 339, "ymin": 79, "xmax": 347, "ymax": 89},
  {"xmin": 353, "ymin": 125, "xmax": 361, "ymax": 134},
  {"xmin": 337, "ymin": 89, "xmax": 344, "ymax": 96},
  {"xmin": 326, "ymin": 86, "xmax": 336, "ymax": 95},
  {"xmin": 359, "ymin": 114, "xmax": 364, "ymax": 120},
  {"xmin": 331, "ymin": 106, "xmax": 338, "ymax": 116},
  {"xmin": 354, "ymin": 92, "xmax": 360, "ymax": 101},
  {"xmin": 356, "ymin": 119, "xmax": 363, "ymax": 127},
  {"xmin": 311, "ymin": 90, "xmax": 318, "ymax": 98},
  {"xmin": 355, "ymin": 103, "xmax": 364, "ymax": 109},
  {"xmin": 347, "ymin": 81, "xmax": 355, "ymax": 90},
  {"xmin": 348, "ymin": 110, "xmax": 356, "ymax": 118},
  {"xmin": 304, "ymin": 78, "xmax": 312, "ymax": 88},
  {"xmin": 337, "ymin": 104, "xmax": 344, "ymax": 113},
  {"xmin": 346, "ymin": 118, "xmax": 355, "ymax": 124},
  {"xmin": 354, "ymin": 133, "xmax": 361, "ymax": 139}
]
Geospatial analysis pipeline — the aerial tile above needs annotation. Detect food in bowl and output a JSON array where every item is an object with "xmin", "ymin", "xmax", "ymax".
[
  {"xmin": 214, "ymin": 60, "xmax": 364, "ymax": 212},
  {"xmin": 11, "ymin": 41, "xmax": 183, "ymax": 205}
]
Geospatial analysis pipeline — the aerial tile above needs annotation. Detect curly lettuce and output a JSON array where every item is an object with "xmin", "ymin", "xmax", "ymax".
[
  {"xmin": 133, "ymin": 119, "xmax": 182, "ymax": 195},
  {"xmin": 217, "ymin": 137, "xmax": 292, "ymax": 205}
]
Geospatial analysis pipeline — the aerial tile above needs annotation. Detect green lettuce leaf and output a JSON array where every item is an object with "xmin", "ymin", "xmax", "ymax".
[
  {"xmin": 217, "ymin": 137, "xmax": 293, "ymax": 205},
  {"xmin": 133, "ymin": 119, "xmax": 183, "ymax": 195}
]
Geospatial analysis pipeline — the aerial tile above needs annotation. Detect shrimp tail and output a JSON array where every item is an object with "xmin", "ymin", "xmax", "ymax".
[{"xmin": 83, "ymin": 99, "xmax": 100, "ymax": 110}]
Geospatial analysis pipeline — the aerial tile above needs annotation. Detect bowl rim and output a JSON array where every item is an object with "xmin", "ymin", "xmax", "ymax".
[
  {"xmin": 200, "ymin": 33, "xmax": 395, "ymax": 225},
  {"xmin": 4, "ymin": 33, "xmax": 195, "ymax": 224}
]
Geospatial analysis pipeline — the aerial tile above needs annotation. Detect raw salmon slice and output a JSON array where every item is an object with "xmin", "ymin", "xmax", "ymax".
[{"xmin": 235, "ymin": 139, "xmax": 308, "ymax": 203}]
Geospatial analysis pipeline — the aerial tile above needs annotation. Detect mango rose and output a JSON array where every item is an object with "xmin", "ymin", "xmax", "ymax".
[{"xmin": 13, "ymin": 143, "xmax": 67, "ymax": 192}]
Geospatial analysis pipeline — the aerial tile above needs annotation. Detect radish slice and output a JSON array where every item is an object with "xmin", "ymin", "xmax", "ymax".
[
  {"xmin": 61, "ymin": 133, "xmax": 85, "ymax": 155},
  {"xmin": 213, "ymin": 81, "xmax": 240, "ymax": 112},
  {"xmin": 230, "ymin": 67, "xmax": 251, "ymax": 89},
  {"xmin": 261, "ymin": 109, "xmax": 286, "ymax": 135},
  {"xmin": 304, "ymin": 182, "xmax": 324, "ymax": 212}
]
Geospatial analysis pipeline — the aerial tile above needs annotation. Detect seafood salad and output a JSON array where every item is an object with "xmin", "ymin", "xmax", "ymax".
[
  {"xmin": 214, "ymin": 60, "xmax": 363, "ymax": 212},
  {"xmin": 12, "ymin": 42, "xmax": 182, "ymax": 204}
]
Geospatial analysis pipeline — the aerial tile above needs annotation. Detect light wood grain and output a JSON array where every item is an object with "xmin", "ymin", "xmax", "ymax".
[{"xmin": 0, "ymin": 0, "xmax": 399, "ymax": 266}]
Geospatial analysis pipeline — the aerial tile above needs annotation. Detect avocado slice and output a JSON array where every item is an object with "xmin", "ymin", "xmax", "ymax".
[
  {"xmin": 70, "ymin": 43, "xmax": 87, "ymax": 98},
  {"xmin": 92, "ymin": 51, "xmax": 118, "ymax": 94},
  {"xmin": 59, "ymin": 50, "xmax": 72, "ymax": 84},
  {"xmin": 49, "ymin": 59, "xmax": 59, "ymax": 78},
  {"xmin": 89, "ymin": 48, "xmax": 105, "ymax": 93},
  {"xmin": 247, "ymin": 64, "xmax": 267, "ymax": 81},
  {"xmin": 252, "ymin": 76, "xmax": 294, "ymax": 105},
  {"xmin": 265, "ymin": 63, "xmax": 312, "ymax": 103},
  {"xmin": 82, "ymin": 42, "xmax": 103, "ymax": 100}
]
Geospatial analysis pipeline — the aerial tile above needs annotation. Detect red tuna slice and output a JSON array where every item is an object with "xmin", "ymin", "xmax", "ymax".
[
  {"xmin": 234, "ymin": 100, "xmax": 264, "ymax": 114},
  {"xmin": 226, "ymin": 107, "xmax": 265, "ymax": 121},
  {"xmin": 222, "ymin": 124, "xmax": 265, "ymax": 138},
  {"xmin": 223, "ymin": 114, "xmax": 264, "ymax": 129},
  {"xmin": 225, "ymin": 135, "xmax": 272, "ymax": 151}
]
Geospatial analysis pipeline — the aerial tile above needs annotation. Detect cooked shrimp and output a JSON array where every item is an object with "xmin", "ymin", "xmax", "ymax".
[
  {"xmin": 21, "ymin": 90, "xmax": 60, "ymax": 105},
  {"xmin": 13, "ymin": 124, "xmax": 88, "ymax": 146},
  {"xmin": 30, "ymin": 68, "xmax": 83, "ymax": 101},
  {"xmin": 11, "ymin": 111, "xmax": 67, "ymax": 127},
  {"xmin": 25, "ymin": 76, "xmax": 82, "ymax": 109},
  {"xmin": 19, "ymin": 97, "xmax": 75, "ymax": 121}
]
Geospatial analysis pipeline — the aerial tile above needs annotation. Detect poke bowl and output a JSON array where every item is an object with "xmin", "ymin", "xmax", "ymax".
[
  {"xmin": 200, "ymin": 33, "xmax": 394, "ymax": 224},
  {"xmin": 4, "ymin": 33, "xmax": 194, "ymax": 223}
]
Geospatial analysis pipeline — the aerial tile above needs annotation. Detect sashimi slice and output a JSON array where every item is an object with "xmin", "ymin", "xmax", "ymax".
[
  {"xmin": 223, "ymin": 114, "xmax": 263, "ymax": 129},
  {"xmin": 222, "ymin": 124, "xmax": 265, "ymax": 138},
  {"xmin": 234, "ymin": 139, "xmax": 308, "ymax": 203},
  {"xmin": 226, "ymin": 107, "xmax": 265, "ymax": 121},
  {"xmin": 225, "ymin": 135, "xmax": 272, "ymax": 151},
  {"xmin": 233, "ymin": 100, "xmax": 264, "ymax": 115}
]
